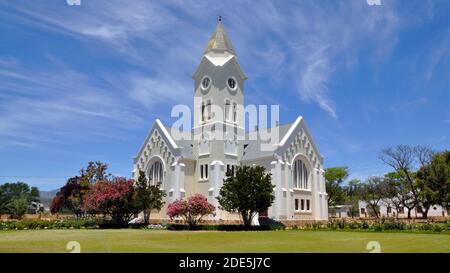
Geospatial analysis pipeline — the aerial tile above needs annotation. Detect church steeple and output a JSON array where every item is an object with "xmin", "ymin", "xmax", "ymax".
[{"xmin": 204, "ymin": 16, "xmax": 236, "ymax": 55}]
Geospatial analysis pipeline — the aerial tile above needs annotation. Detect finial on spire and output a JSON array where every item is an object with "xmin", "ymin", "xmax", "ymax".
[{"xmin": 204, "ymin": 16, "xmax": 236, "ymax": 55}]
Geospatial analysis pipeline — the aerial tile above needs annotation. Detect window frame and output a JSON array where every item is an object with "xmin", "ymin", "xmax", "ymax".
[
  {"xmin": 147, "ymin": 158, "xmax": 165, "ymax": 187},
  {"xmin": 227, "ymin": 76, "xmax": 238, "ymax": 91},
  {"xmin": 292, "ymin": 158, "xmax": 309, "ymax": 190},
  {"xmin": 200, "ymin": 164, "xmax": 209, "ymax": 180},
  {"xmin": 200, "ymin": 75, "xmax": 211, "ymax": 91}
]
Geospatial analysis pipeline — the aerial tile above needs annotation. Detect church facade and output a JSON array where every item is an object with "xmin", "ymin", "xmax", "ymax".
[{"xmin": 133, "ymin": 19, "xmax": 328, "ymax": 222}]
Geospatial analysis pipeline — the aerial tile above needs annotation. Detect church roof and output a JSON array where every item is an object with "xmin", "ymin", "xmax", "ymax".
[
  {"xmin": 163, "ymin": 125, "xmax": 195, "ymax": 160},
  {"xmin": 204, "ymin": 17, "xmax": 236, "ymax": 55},
  {"xmin": 242, "ymin": 123, "xmax": 294, "ymax": 161}
]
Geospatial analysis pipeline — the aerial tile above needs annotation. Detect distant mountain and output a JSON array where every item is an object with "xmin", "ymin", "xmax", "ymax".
[
  {"xmin": 39, "ymin": 189, "xmax": 59, "ymax": 211},
  {"xmin": 39, "ymin": 189, "xmax": 59, "ymax": 199}
]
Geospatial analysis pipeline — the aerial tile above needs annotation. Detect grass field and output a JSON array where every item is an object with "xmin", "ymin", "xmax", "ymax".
[{"xmin": 0, "ymin": 229, "xmax": 449, "ymax": 253}]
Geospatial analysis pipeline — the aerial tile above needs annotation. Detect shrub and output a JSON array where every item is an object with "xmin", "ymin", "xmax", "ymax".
[
  {"xmin": 165, "ymin": 224, "xmax": 284, "ymax": 231},
  {"xmin": 167, "ymin": 194, "xmax": 215, "ymax": 227},
  {"xmin": 432, "ymin": 224, "xmax": 444, "ymax": 232},
  {"xmin": 83, "ymin": 178, "xmax": 139, "ymax": 226},
  {"xmin": 0, "ymin": 218, "xmax": 103, "ymax": 230},
  {"xmin": 382, "ymin": 221, "xmax": 406, "ymax": 231},
  {"xmin": 419, "ymin": 223, "xmax": 434, "ymax": 231},
  {"xmin": 372, "ymin": 223, "xmax": 383, "ymax": 232}
]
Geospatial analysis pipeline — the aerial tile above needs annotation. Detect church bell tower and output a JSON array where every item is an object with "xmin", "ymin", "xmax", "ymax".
[{"xmin": 192, "ymin": 17, "xmax": 247, "ymax": 209}]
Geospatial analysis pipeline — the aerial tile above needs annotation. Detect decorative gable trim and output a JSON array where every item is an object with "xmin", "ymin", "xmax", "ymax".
[
  {"xmin": 276, "ymin": 116, "xmax": 324, "ymax": 164},
  {"xmin": 134, "ymin": 119, "xmax": 180, "ymax": 164}
]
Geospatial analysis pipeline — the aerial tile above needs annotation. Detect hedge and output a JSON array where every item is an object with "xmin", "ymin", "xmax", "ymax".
[
  {"xmin": 0, "ymin": 218, "xmax": 105, "ymax": 230},
  {"xmin": 293, "ymin": 219, "xmax": 450, "ymax": 233},
  {"xmin": 166, "ymin": 224, "xmax": 285, "ymax": 231},
  {"xmin": 1, "ymin": 218, "xmax": 449, "ymax": 233}
]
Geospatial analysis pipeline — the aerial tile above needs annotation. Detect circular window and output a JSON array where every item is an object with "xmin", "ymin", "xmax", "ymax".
[
  {"xmin": 227, "ymin": 77, "xmax": 237, "ymax": 90},
  {"xmin": 201, "ymin": 76, "xmax": 211, "ymax": 90}
]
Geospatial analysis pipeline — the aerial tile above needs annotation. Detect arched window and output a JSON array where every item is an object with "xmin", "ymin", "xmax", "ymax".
[
  {"xmin": 147, "ymin": 159, "xmax": 164, "ymax": 186},
  {"xmin": 206, "ymin": 99, "xmax": 212, "ymax": 120},
  {"xmin": 201, "ymin": 102, "xmax": 206, "ymax": 123},
  {"xmin": 232, "ymin": 102, "xmax": 237, "ymax": 122},
  {"xmin": 224, "ymin": 99, "xmax": 231, "ymax": 121},
  {"xmin": 293, "ymin": 159, "xmax": 309, "ymax": 189}
]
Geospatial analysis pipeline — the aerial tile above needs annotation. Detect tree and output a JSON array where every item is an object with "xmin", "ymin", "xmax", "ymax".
[
  {"xmin": 79, "ymin": 161, "xmax": 111, "ymax": 184},
  {"xmin": 29, "ymin": 187, "xmax": 40, "ymax": 203},
  {"xmin": 167, "ymin": 194, "xmax": 215, "ymax": 227},
  {"xmin": 0, "ymin": 182, "xmax": 40, "ymax": 219},
  {"xmin": 357, "ymin": 176, "xmax": 388, "ymax": 218},
  {"xmin": 217, "ymin": 165, "xmax": 274, "ymax": 228},
  {"xmin": 342, "ymin": 179, "xmax": 362, "ymax": 218},
  {"xmin": 380, "ymin": 145, "xmax": 434, "ymax": 218},
  {"xmin": 134, "ymin": 170, "xmax": 166, "ymax": 224},
  {"xmin": 383, "ymin": 172, "xmax": 409, "ymax": 218},
  {"xmin": 416, "ymin": 150, "xmax": 450, "ymax": 218},
  {"xmin": 324, "ymin": 167, "xmax": 349, "ymax": 207},
  {"xmin": 83, "ymin": 177, "xmax": 139, "ymax": 226},
  {"xmin": 50, "ymin": 161, "xmax": 110, "ymax": 217},
  {"xmin": 50, "ymin": 176, "xmax": 90, "ymax": 217},
  {"xmin": 4, "ymin": 198, "xmax": 27, "ymax": 219}
]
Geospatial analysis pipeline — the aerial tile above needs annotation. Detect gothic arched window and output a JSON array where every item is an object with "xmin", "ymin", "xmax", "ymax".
[
  {"xmin": 147, "ymin": 158, "xmax": 164, "ymax": 186},
  {"xmin": 206, "ymin": 99, "xmax": 212, "ymax": 120},
  {"xmin": 201, "ymin": 102, "xmax": 206, "ymax": 123},
  {"xmin": 225, "ymin": 99, "xmax": 231, "ymax": 121},
  {"xmin": 293, "ymin": 158, "xmax": 309, "ymax": 189}
]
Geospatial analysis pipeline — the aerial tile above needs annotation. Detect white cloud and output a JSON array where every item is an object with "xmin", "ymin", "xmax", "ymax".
[
  {"xmin": 129, "ymin": 76, "xmax": 191, "ymax": 108},
  {"xmin": 0, "ymin": 1, "xmax": 405, "ymax": 123},
  {"xmin": 0, "ymin": 62, "xmax": 149, "ymax": 148},
  {"xmin": 298, "ymin": 45, "xmax": 337, "ymax": 118}
]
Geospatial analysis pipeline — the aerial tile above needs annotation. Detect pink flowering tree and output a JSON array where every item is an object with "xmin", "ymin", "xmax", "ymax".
[
  {"xmin": 167, "ymin": 194, "xmax": 215, "ymax": 227},
  {"xmin": 83, "ymin": 177, "xmax": 139, "ymax": 226}
]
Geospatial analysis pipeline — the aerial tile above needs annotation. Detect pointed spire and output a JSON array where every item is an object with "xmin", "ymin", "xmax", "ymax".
[{"xmin": 204, "ymin": 16, "xmax": 236, "ymax": 55}]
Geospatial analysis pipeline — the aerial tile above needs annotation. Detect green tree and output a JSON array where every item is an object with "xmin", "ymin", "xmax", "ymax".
[
  {"xmin": 79, "ymin": 161, "xmax": 111, "ymax": 184},
  {"xmin": 29, "ymin": 187, "xmax": 40, "ymax": 203},
  {"xmin": 0, "ymin": 182, "xmax": 41, "ymax": 219},
  {"xmin": 343, "ymin": 179, "xmax": 362, "ymax": 218},
  {"xmin": 217, "ymin": 165, "xmax": 274, "ymax": 228},
  {"xmin": 134, "ymin": 170, "xmax": 166, "ymax": 224},
  {"xmin": 357, "ymin": 176, "xmax": 388, "ymax": 218},
  {"xmin": 5, "ymin": 197, "xmax": 27, "ymax": 219},
  {"xmin": 383, "ymin": 171, "xmax": 416, "ymax": 218},
  {"xmin": 324, "ymin": 167, "xmax": 349, "ymax": 207},
  {"xmin": 416, "ymin": 150, "xmax": 450, "ymax": 218}
]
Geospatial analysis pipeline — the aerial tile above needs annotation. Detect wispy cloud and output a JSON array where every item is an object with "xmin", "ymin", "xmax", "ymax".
[
  {"xmin": 0, "ymin": 1, "xmax": 403, "ymax": 119},
  {"xmin": 0, "ymin": 59, "xmax": 150, "ymax": 149},
  {"xmin": 298, "ymin": 45, "xmax": 336, "ymax": 118},
  {"xmin": 389, "ymin": 97, "xmax": 430, "ymax": 112},
  {"xmin": 128, "ymin": 75, "xmax": 191, "ymax": 109}
]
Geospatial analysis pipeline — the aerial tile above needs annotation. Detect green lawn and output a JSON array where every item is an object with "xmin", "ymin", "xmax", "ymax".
[{"xmin": 0, "ymin": 229, "xmax": 449, "ymax": 253}]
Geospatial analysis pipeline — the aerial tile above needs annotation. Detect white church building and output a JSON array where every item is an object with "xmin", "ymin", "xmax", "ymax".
[{"xmin": 133, "ymin": 18, "xmax": 328, "ymax": 222}]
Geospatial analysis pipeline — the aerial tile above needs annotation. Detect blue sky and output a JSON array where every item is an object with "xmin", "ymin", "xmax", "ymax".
[{"xmin": 0, "ymin": 0, "xmax": 449, "ymax": 191}]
